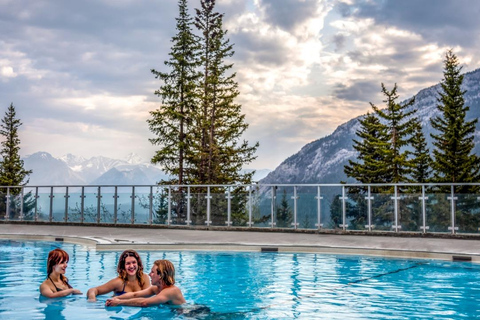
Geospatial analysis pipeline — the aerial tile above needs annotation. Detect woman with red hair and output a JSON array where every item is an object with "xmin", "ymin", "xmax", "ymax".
[
  {"xmin": 39, "ymin": 248, "xmax": 82, "ymax": 298},
  {"xmin": 87, "ymin": 249, "xmax": 150, "ymax": 301}
]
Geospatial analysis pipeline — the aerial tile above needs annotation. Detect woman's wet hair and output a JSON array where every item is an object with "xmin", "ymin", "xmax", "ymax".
[
  {"xmin": 117, "ymin": 249, "xmax": 145, "ymax": 287},
  {"xmin": 154, "ymin": 259, "xmax": 175, "ymax": 286},
  {"xmin": 46, "ymin": 248, "xmax": 69, "ymax": 282}
]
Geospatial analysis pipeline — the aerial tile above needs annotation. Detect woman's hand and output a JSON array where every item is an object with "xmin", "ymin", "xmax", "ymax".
[
  {"xmin": 71, "ymin": 288, "xmax": 83, "ymax": 295},
  {"xmin": 105, "ymin": 298, "xmax": 120, "ymax": 307}
]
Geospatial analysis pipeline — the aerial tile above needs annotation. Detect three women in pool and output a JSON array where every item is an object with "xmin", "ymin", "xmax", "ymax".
[
  {"xmin": 39, "ymin": 248, "xmax": 83, "ymax": 298},
  {"xmin": 105, "ymin": 259, "xmax": 185, "ymax": 307},
  {"xmin": 87, "ymin": 249, "xmax": 150, "ymax": 301}
]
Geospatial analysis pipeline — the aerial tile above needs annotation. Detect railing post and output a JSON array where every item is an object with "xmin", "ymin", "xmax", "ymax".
[
  {"xmin": 315, "ymin": 186, "xmax": 323, "ymax": 229},
  {"xmin": 19, "ymin": 187, "xmax": 24, "ymax": 221},
  {"xmin": 365, "ymin": 185, "xmax": 374, "ymax": 232},
  {"xmin": 113, "ymin": 186, "xmax": 118, "ymax": 224},
  {"xmin": 419, "ymin": 185, "xmax": 429, "ymax": 233},
  {"xmin": 148, "ymin": 186, "xmax": 153, "ymax": 225},
  {"xmin": 5, "ymin": 187, "xmax": 10, "ymax": 221},
  {"xmin": 64, "ymin": 186, "xmax": 69, "ymax": 222},
  {"xmin": 186, "ymin": 186, "xmax": 191, "ymax": 226},
  {"xmin": 447, "ymin": 185, "xmax": 458, "ymax": 234},
  {"xmin": 291, "ymin": 186, "xmax": 299, "ymax": 229},
  {"xmin": 339, "ymin": 186, "xmax": 348, "ymax": 230},
  {"xmin": 270, "ymin": 186, "xmax": 276, "ymax": 229},
  {"xmin": 49, "ymin": 187, "xmax": 53, "ymax": 222},
  {"xmin": 205, "ymin": 186, "xmax": 212, "ymax": 226},
  {"xmin": 97, "ymin": 186, "xmax": 101, "ymax": 224},
  {"xmin": 226, "ymin": 187, "xmax": 232, "ymax": 226},
  {"xmin": 167, "ymin": 186, "xmax": 172, "ymax": 226},
  {"xmin": 80, "ymin": 186, "xmax": 85, "ymax": 223},
  {"xmin": 130, "ymin": 186, "xmax": 135, "ymax": 225},
  {"xmin": 34, "ymin": 187, "xmax": 39, "ymax": 222},
  {"xmin": 391, "ymin": 185, "xmax": 401, "ymax": 232},
  {"xmin": 248, "ymin": 185, "xmax": 253, "ymax": 227}
]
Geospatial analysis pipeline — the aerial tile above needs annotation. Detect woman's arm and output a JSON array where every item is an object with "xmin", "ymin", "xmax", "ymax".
[
  {"xmin": 40, "ymin": 283, "xmax": 82, "ymax": 298},
  {"xmin": 114, "ymin": 286, "xmax": 157, "ymax": 300},
  {"xmin": 87, "ymin": 278, "xmax": 122, "ymax": 301}
]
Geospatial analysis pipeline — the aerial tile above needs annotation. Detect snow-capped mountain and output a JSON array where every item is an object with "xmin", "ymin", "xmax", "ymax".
[
  {"xmin": 23, "ymin": 152, "xmax": 271, "ymax": 185},
  {"xmin": 23, "ymin": 152, "xmax": 168, "ymax": 185},
  {"xmin": 260, "ymin": 68, "xmax": 480, "ymax": 184}
]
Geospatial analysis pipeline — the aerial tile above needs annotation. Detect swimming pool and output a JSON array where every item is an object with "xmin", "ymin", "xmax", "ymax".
[{"xmin": 0, "ymin": 240, "xmax": 479, "ymax": 319}]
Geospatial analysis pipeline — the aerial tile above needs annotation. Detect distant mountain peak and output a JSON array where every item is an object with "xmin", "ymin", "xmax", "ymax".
[{"xmin": 124, "ymin": 152, "xmax": 145, "ymax": 165}]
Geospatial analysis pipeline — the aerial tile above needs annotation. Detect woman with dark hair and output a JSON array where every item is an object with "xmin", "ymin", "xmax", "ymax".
[
  {"xmin": 39, "ymin": 248, "xmax": 82, "ymax": 298},
  {"xmin": 105, "ymin": 259, "xmax": 185, "ymax": 307},
  {"xmin": 87, "ymin": 249, "xmax": 150, "ymax": 301}
]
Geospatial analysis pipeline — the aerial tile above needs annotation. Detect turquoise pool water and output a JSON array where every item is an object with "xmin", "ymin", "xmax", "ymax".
[{"xmin": 0, "ymin": 240, "xmax": 479, "ymax": 319}]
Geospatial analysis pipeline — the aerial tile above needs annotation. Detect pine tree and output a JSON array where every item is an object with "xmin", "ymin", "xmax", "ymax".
[
  {"xmin": 344, "ymin": 112, "xmax": 390, "ymax": 183},
  {"xmin": 370, "ymin": 83, "xmax": 416, "ymax": 183},
  {"xmin": 276, "ymin": 189, "xmax": 292, "ymax": 228},
  {"xmin": 410, "ymin": 119, "xmax": 431, "ymax": 183},
  {"xmin": 0, "ymin": 103, "xmax": 32, "ymax": 187},
  {"xmin": 148, "ymin": 0, "xmax": 200, "ymax": 185},
  {"xmin": 0, "ymin": 103, "xmax": 33, "ymax": 220},
  {"xmin": 193, "ymin": 0, "xmax": 258, "ymax": 184},
  {"xmin": 430, "ymin": 50, "xmax": 480, "ymax": 187}
]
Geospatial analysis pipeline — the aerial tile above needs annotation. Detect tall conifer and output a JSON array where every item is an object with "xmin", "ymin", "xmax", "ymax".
[
  {"xmin": 193, "ymin": 0, "xmax": 258, "ymax": 184},
  {"xmin": 371, "ymin": 84, "xmax": 416, "ymax": 183},
  {"xmin": 344, "ymin": 112, "xmax": 389, "ymax": 183},
  {"xmin": 148, "ymin": 0, "xmax": 199, "ymax": 185},
  {"xmin": 0, "ymin": 103, "xmax": 31, "ymax": 187},
  {"xmin": 430, "ymin": 50, "xmax": 480, "ymax": 186},
  {"xmin": 410, "ymin": 119, "xmax": 431, "ymax": 183}
]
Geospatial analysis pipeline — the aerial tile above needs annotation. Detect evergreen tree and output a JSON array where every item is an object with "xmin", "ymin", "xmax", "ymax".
[
  {"xmin": 430, "ymin": 50, "xmax": 480, "ymax": 187},
  {"xmin": 410, "ymin": 119, "xmax": 431, "ymax": 183},
  {"xmin": 344, "ymin": 112, "xmax": 390, "ymax": 183},
  {"xmin": 148, "ymin": 0, "xmax": 200, "ymax": 185},
  {"xmin": 0, "ymin": 103, "xmax": 32, "ymax": 187},
  {"xmin": 370, "ymin": 83, "xmax": 416, "ymax": 183},
  {"xmin": 276, "ymin": 189, "xmax": 292, "ymax": 228},
  {"xmin": 0, "ymin": 103, "xmax": 32, "ymax": 220},
  {"xmin": 193, "ymin": 0, "xmax": 258, "ymax": 185}
]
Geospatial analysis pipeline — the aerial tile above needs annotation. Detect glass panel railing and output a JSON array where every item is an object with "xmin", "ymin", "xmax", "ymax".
[
  {"xmin": 190, "ymin": 189, "xmax": 207, "ymax": 226},
  {"xmin": 425, "ymin": 192, "xmax": 450, "ymax": 233},
  {"xmin": 252, "ymin": 186, "xmax": 273, "ymax": 228},
  {"xmin": 99, "ymin": 187, "xmax": 115, "ymax": 224},
  {"xmin": 398, "ymin": 186, "xmax": 423, "ymax": 233},
  {"xmin": 455, "ymin": 193, "xmax": 480, "ymax": 234},
  {"xmin": 325, "ymin": 186, "xmax": 345, "ymax": 230},
  {"xmin": 345, "ymin": 186, "xmax": 368, "ymax": 231},
  {"xmin": 231, "ymin": 187, "xmax": 249, "ymax": 227},
  {"xmin": 22, "ymin": 187, "xmax": 36, "ymax": 221},
  {"xmin": 66, "ymin": 187, "xmax": 84, "ymax": 223},
  {"xmin": 170, "ymin": 188, "xmax": 188, "ymax": 225},
  {"xmin": 133, "ymin": 187, "xmax": 150, "ymax": 225},
  {"xmin": 274, "ymin": 186, "xmax": 294, "ymax": 229},
  {"xmin": 150, "ymin": 186, "xmax": 168, "ymax": 225},
  {"xmin": 51, "ymin": 187, "xmax": 67, "ymax": 222},
  {"xmin": 371, "ymin": 187, "xmax": 394, "ymax": 231},
  {"xmin": 116, "ymin": 187, "xmax": 133, "ymax": 224},
  {"xmin": 297, "ymin": 186, "xmax": 318, "ymax": 230},
  {"xmin": 210, "ymin": 188, "xmax": 228, "ymax": 227}
]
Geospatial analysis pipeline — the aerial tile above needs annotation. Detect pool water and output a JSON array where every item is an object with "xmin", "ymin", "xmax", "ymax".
[{"xmin": 0, "ymin": 240, "xmax": 479, "ymax": 319}]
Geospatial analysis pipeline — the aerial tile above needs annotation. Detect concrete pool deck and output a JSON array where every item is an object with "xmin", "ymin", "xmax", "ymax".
[{"xmin": 1, "ymin": 223, "xmax": 480, "ymax": 262}]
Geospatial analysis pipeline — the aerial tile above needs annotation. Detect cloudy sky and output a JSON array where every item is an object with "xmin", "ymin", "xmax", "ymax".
[{"xmin": 1, "ymin": 0, "xmax": 480, "ymax": 170}]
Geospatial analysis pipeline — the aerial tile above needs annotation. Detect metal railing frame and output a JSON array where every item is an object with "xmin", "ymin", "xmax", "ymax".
[{"xmin": 1, "ymin": 183, "xmax": 479, "ymax": 235}]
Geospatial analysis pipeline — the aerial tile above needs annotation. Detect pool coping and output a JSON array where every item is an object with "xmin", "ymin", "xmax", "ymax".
[{"xmin": 1, "ymin": 223, "xmax": 480, "ymax": 263}]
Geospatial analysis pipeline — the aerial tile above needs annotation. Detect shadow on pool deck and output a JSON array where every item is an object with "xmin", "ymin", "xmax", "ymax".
[{"xmin": 1, "ymin": 223, "xmax": 480, "ymax": 262}]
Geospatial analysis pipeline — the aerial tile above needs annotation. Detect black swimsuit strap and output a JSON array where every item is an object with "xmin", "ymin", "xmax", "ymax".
[
  {"xmin": 48, "ymin": 276, "xmax": 62, "ymax": 292},
  {"xmin": 48, "ymin": 276, "xmax": 72, "ymax": 292}
]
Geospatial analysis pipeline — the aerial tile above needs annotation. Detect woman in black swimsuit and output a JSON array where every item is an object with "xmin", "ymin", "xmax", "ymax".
[
  {"xmin": 39, "ymin": 248, "xmax": 82, "ymax": 298},
  {"xmin": 87, "ymin": 249, "xmax": 150, "ymax": 301}
]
